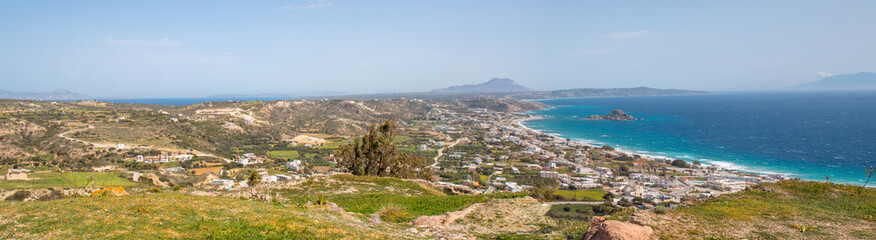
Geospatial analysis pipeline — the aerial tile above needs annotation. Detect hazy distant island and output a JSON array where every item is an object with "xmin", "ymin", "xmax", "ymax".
[
  {"xmin": 0, "ymin": 89, "xmax": 91, "ymax": 100},
  {"xmin": 0, "ymin": 78, "xmax": 708, "ymax": 102},
  {"xmin": 586, "ymin": 109, "xmax": 640, "ymax": 121},
  {"xmin": 306, "ymin": 78, "xmax": 710, "ymax": 101},
  {"xmin": 430, "ymin": 78, "xmax": 533, "ymax": 93},
  {"xmin": 794, "ymin": 72, "xmax": 876, "ymax": 90}
]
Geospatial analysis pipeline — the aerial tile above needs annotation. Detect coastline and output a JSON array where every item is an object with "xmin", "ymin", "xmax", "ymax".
[{"xmin": 512, "ymin": 114, "xmax": 795, "ymax": 181}]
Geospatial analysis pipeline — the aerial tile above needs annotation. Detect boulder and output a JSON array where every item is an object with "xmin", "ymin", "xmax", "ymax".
[
  {"xmin": 369, "ymin": 214, "xmax": 382, "ymax": 224},
  {"xmin": 411, "ymin": 179, "xmax": 476, "ymax": 195},
  {"xmin": 326, "ymin": 202, "xmax": 346, "ymax": 213},
  {"xmin": 582, "ymin": 216, "xmax": 654, "ymax": 240}
]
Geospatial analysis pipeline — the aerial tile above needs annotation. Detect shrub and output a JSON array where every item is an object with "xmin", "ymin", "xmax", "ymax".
[
  {"xmin": 376, "ymin": 204, "xmax": 415, "ymax": 223},
  {"xmin": 617, "ymin": 198, "xmax": 633, "ymax": 207},
  {"xmin": 671, "ymin": 159, "xmax": 690, "ymax": 168},
  {"xmin": 593, "ymin": 202, "xmax": 619, "ymax": 215},
  {"xmin": 5, "ymin": 191, "xmax": 31, "ymax": 201},
  {"xmin": 563, "ymin": 206, "xmax": 571, "ymax": 212},
  {"xmin": 603, "ymin": 192, "xmax": 616, "ymax": 202},
  {"xmin": 311, "ymin": 195, "xmax": 327, "ymax": 205},
  {"xmin": 654, "ymin": 206, "xmax": 669, "ymax": 214}
]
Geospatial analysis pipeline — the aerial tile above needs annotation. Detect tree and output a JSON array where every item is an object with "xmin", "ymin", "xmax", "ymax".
[
  {"xmin": 617, "ymin": 198, "xmax": 633, "ymax": 207},
  {"xmin": 632, "ymin": 196, "xmax": 647, "ymax": 205},
  {"xmin": 336, "ymin": 119, "xmax": 432, "ymax": 179},
  {"xmin": 592, "ymin": 202, "xmax": 618, "ymax": 215},
  {"xmin": 563, "ymin": 206, "xmax": 571, "ymax": 212},
  {"xmin": 671, "ymin": 159, "xmax": 689, "ymax": 168},
  {"xmin": 602, "ymin": 192, "xmax": 616, "ymax": 202},
  {"xmin": 248, "ymin": 171, "xmax": 261, "ymax": 185}
]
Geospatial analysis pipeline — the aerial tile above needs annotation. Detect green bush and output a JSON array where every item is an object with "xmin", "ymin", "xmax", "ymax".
[
  {"xmin": 654, "ymin": 206, "xmax": 669, "ymax": 214},
  {"xmin": 5, "ymin": 190, "xmax": 31, "ymax": 201}
]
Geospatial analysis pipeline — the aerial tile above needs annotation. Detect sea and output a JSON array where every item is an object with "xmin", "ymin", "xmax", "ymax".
[{"xmin": 522, "ymin": 91, "xmax": 876, "ymax": 184}]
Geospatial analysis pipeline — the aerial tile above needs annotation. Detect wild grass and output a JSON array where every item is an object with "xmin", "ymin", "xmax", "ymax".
[
  {"xmin": 277, "ymin": 174, "xmax": 527, "ymax": 222},
  {"xmin": 268, "ymin": 150, "xmax": 300, "ymax": 160},
  {"xmin": 552, "ymin": 189, "xmax": 606, "ymax": 201},
  {"xmin": 680, "ymin": 180, "xmax": 876, "ymax": 223},
  {"xmin": 0, "ymin": 172, "xmax": 141, "ymax": 189},
  {"xmin": 0, "ymin": 192, "xmax": 407, "ymax": 239},
  {"xmin": 375, "ymin": 204, "xmax": 415, "ymax": 223},
  {"xmin": 666, "ymin": 180, "xmax": 876, "ymax": 239}
]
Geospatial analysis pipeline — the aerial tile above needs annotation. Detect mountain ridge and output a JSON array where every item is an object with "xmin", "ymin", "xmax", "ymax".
[
  {"xmin": 431, "ymin": 78, "xmax": 533, "ymax": 93},
  {"xmin": 794, "ymin": 72, "xmax": 876, "ymax": 90},
  {"xmin": 0, "ymin": 89, "xmax": 92, "ymax": 100}
]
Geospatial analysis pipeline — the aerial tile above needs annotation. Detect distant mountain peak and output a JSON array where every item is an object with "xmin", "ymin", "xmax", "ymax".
[
  {"xmin": 485, "ymin": 78, "xmax": 514, "ymax": 84},
  {"xmin": 431, "ymin": 78, "xmax": 533, "ymax": 93},
  {"xmin": 795, "ymin": 72, "xmax": 876, "ymax": 90}
]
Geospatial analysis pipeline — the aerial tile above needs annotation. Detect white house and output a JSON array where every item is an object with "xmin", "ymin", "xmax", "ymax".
[
  {"xmin": 286, "ymin": 160, "xmax": 303, "ymax": 171},
  {"xmin": 5, "ymin": 169, "xmax": 30, "ymax": 180}
]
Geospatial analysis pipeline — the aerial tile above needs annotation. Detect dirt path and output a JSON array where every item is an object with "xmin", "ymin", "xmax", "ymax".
[
  {"xmin": 57, "ymin": 123, "xmax": 232, "ymax": 162},
  {"xmin": 429, "ymin": 138, "xmax": 465, "ymax": 168}
]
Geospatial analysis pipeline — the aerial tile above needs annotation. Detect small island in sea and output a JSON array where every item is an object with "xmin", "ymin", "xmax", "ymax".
[{"xmin": 586, "ymin": 109, "xmax": 640, "ymax": 120}]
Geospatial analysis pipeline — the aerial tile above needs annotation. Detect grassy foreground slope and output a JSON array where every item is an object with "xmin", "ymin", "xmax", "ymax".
[
  {"xmin": 656, "ymin": 180, "xmax": 876, "ymax": 239},
  {"xmin": 0, "ymin": 192, "xmax": 414, "ymax": 239},
  {"xmin": 0, "ymin": 171, "xmax": 142, "ymax": 190},
  {"xmin": 275, "ymin": 175, "xmax": 527, "ymax": 222}
]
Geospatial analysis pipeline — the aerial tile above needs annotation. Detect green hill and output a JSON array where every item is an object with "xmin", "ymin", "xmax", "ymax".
[
  {"xmin": 0, "ymin": 192, "xmax": 415, "ymax": 239},
  {"xmin": 655, "ymin": 180, "xmax": 876, "ymax": 239}
]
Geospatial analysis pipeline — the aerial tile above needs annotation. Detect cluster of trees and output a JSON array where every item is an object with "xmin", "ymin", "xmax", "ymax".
[{"xmin": 336, "ymin": 119, "xmax": 432, "ymax": 180}]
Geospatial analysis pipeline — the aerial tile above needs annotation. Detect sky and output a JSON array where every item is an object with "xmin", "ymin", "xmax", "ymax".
[{"xmin": 1, "ymin": 0, "xmax": 875, "ymax": 98}]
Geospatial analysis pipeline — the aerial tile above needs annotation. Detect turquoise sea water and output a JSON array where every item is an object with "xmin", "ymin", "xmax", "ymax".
[{"xmin": 523, "ymin": 91, "xmax": 876, "ymax": 184}]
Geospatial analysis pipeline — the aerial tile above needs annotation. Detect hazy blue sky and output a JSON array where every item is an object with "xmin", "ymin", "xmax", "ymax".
[{"xmin": 2, "ymin": 1, "xmax": 875, "ymax": 98}]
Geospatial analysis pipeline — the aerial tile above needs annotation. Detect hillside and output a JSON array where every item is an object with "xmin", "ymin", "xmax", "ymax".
[
  {"xmin": 0, "ymin": 98, "xmax": 543, "ymax": 166},
  {"xmin": 1, "ymin": 179, "xmax": 872, "ymax": 239},
  {"xmin": 795, "ymin": 72, "xmax": 876, "ymax": 90},
  {"xmin": 0, "ymin": 192, "xmax": 416, "ymax": 239},
  {"xmin": 653, "ymin": 180, "xmax": 875, "ymax": 239},
  {"xmin": 431, "ymin": 78, "xmax": 533, "ymax": 93}
]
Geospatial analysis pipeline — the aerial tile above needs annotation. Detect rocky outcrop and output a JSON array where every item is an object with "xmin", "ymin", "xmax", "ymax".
[
  {"xmin": 586, "ymin": 110, "xmax": 640, "ymax": 121},
  {"xmin": 411, "ymin": 179, "xmax": 476, "ymax": 195},
  {"xmin": 2, "ymin": 188, "xmax": 95, "ymax": 202},
  {"xmin": 412, "ymin": 202, "xmax": 480, "ymax": 227},
  {"xmin": 629, "ymin": 213, "xmax": 656, "ymax": 227},
  {"xmin": 582, "ymin": 216, "xmax": 654, "ymax": 240},
  {"xmin": 414, "ymin": 197, "xmax": 556, "ymax": 239}
]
